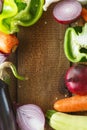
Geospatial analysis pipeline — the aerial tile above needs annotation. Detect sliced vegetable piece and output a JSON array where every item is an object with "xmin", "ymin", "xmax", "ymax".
[
  {"xmin": 17, "ymin": 104, "xmax": 45, "ymax": 130},
  {"xmin": 11, "ymin": 0, "xmax": 44, "ymax": 28},
  {"xmin": 0, "ymin": 0, "xmax": 18, "ymax": 34},
  {"xmin": 0, "ymin": 0, "xmax": 44, "ymax": 34},
  {"xmin": 53, "ymin": 0, "xmax": 82, "ymax": 24},
  {"xmin": 64, "ymin": 23, "xmax": 87, "ymax": 62},
  {"xmin": 0, "ymin": 31, "xmax": 19, "ymax": 54},
  {"xmin": 46, "ymin": 110, "xmax": 87, "ymax": 130},
  {"xmin": 54, "ymin": 95, "xmax": 87, "ymax": 112}
]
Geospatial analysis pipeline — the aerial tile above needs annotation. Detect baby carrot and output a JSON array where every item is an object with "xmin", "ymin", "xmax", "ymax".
[
  {"xmin": 0, "ymin": 31, "xmax": 19, "ymax": 54},
  {"xmin": 81, "ymin": 8, "xmax": 87, "ymax": 22},
  {"xmin": 54, "ymin": 95, "xmax": 87, "ymax": 112}
]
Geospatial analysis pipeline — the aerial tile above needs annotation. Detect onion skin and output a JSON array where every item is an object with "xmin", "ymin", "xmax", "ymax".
[
  {"xmin": 53, "ymin": 15, "xmax": 81, "ymax": 24},
  {"xmin": 65, "ymin": 65, "xmax": 87, "ymax": 95},
  {"xmin": 53, "ymin": 0, "xmax": 82, "ymax": 24},
  {"xmin": 0, "ymin": 52, "xmax": 8, "ymax": 64},
  {"xmin": 16, "ymin": 104, "xmax": 45, "ymax": 130}
]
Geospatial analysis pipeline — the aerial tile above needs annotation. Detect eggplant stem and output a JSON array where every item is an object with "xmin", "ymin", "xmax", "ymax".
[{"xmin": 0, "ymin": 61, "xmax": 27, "ymax": 80}]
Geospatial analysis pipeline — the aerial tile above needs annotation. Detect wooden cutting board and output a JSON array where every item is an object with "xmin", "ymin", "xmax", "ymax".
[{"xmin": 9, "ymin": 5, "xmax": 85, "ymax": 130}]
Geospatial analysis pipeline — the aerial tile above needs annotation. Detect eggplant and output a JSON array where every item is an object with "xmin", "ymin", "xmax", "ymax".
[{"xmin": 0, "ymin": 79, "xmax": 17, "ymax": 130}]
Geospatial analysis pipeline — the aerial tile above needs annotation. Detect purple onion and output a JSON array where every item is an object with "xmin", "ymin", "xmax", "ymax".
[
  {"xmin": 0, "ymin": 52, "xmax": 8, "ymax": 64},
  {"xmin": 65, "ymin": 64, "xmax": 87, "ymax": 95},
  {"xmin": 16, "ymin": 104, "xmax": 45, "ymax": 130},
  {"xmin": 53, "ymin": 0, "xmax": 82, "ymax": 24}
]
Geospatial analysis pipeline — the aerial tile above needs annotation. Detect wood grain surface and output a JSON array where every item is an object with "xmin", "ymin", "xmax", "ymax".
[{"xmin": 16, "ymin": 6, "xmax": 70, "ymax": 130}]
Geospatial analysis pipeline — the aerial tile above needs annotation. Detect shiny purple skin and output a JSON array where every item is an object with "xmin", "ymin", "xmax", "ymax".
[
  {"xmin": 0, "ymin": 79, "xmax": 17, "ymax": 130},
  {"xmin": 65, "ymin": 64, "xmax": 87, "ymax": 95}
]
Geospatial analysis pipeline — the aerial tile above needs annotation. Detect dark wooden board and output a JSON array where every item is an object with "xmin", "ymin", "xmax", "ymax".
[{"xmin": 16, "ymin": 6, "xmax": 70, "ymax": 130}]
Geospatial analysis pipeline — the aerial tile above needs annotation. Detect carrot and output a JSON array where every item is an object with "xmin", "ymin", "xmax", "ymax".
[
  {"xmin": 81, "ymin": 8, "xmax": 87, "ymax": 22},
  {"xmin": 0, "ymin": 31, "xmax": 19, "ymax": 54},
  {"xmin": 54, "ymin": 95, "xmax": 87, "ymax": 112}
]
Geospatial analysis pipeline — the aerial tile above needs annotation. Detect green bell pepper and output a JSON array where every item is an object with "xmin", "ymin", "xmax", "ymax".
[
  {"xmin": 0, "ymin": 0, "xmax": 18, "ymax": 34},
  {"xmin": 0, "ymin": 0, "xmax": 44, "ymax": 34},
  {"xmin": 12, "ymin": 0, "xmax": 44, "ymax": 26},
  {"xmin": 64, "ymin": 23, "xmax": 87, "ymax": 62},
  {"xmin": 10, "ymin": 0, "xmax": 44, "ymax": 33}
]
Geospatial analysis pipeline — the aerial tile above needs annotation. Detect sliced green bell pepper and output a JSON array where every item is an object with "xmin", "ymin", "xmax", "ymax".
[
  {"xmin": 64, "ymin": 23, "xmax": 87, "ymax": 62},
  {"xmin": 0, "ymin": 0, "xmax": 44, "ymax": 34},
  {"xmin": 12, "ymin": 0, "xmax": 44, "ymax": 26},
  {"xmin": 0, "ymin": 0, "xmax": 18, "ymax": 34}
]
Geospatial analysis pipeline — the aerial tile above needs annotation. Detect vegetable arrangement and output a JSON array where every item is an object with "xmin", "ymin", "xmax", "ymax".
[
  {"xmin": 1, "ymin": 0, "xmax": 87, "ymax": 130},
  {"xmin": 48, "ymin": 64, "xmax": 87, "ymax": 130},
  {"xmin": 44, "ymin": 0, "xmax": 87, "ymax": 130},
  {"xmin": 0, "ymin": 0, "xmax": 45, "ymax": 130}
]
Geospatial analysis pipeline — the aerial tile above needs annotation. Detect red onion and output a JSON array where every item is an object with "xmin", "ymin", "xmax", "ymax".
[
  {"xmin": 65, "ymin": 64, "xmax": 87, "ymax": 95},
  {"xmin": 53, "ymin": 0, "xmax": 82, "ymax": 24},
  {"xmin": 16, "ymin": 104, "xmax": 45, "ymax": 130}
]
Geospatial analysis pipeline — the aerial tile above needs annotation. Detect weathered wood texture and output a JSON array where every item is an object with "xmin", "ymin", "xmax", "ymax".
[{"xmin": 16, "ymin": 6, "xmax": 70, "ymax": 130}]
